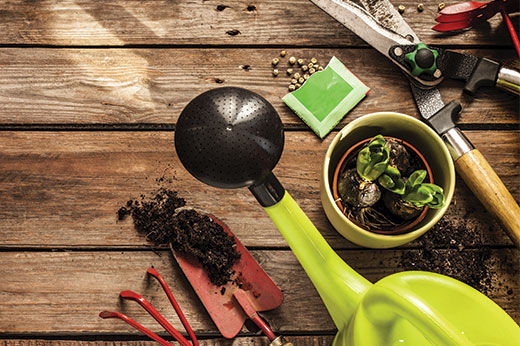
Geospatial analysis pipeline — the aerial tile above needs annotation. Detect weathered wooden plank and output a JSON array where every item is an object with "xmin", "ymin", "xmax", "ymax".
[
  {"xmin": 0, "ymin": 0, "xmax": 513, "ymax": 46},
  {"xmin": 0, "ymin": 337, "xmax": 336, "ymax": 346},
  {"xmin": 0, "ymin": 131, "xmax": 517, "ymax": 248},
  {"xmin": 0, "ymin": 249, "xmax": 517, "ymax": 334},
  {"xmin": 0, "ymin": 48, "xmax": 517, "ymax": 126}
]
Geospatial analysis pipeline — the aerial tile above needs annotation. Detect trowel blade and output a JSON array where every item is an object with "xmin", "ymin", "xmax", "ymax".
[{"xmin": 171, "ymin": 215, "xmax": 284, "ymax": 339}]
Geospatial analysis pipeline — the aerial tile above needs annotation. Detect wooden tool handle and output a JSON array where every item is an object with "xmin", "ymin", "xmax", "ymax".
[{"xmin": 455, "ymin": 149, "xmax": 520, "ymax": 247}]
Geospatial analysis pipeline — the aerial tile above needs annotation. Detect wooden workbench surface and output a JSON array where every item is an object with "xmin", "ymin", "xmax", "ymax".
[{"xmin": 0, "ymin": 1, "xmax": 518, "ymax": 345}]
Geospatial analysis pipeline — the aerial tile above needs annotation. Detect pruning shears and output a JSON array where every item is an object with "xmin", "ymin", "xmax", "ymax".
[{"xmin": 310, "ymin": 0, "xmax": 520, "ymax": 247}]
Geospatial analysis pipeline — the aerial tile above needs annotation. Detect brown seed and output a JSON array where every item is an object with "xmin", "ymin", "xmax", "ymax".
[
  {"xmin": 310, "ymin": 58, "xmax": 317, "ymax": 64},
  {"xmin": 438, "ymin": 2, "xmax": 445, "ymax": 10},
  {"xmin": 417, "ymin": 3, "xmax": 424, "ymax": 11},
  {"xmin": 297, "ymin": 59, "xmax": 304, "ymax": 66},
  {"xmin": 398, "ymin": 5, "xmax": 405, "ymax": 13},
  {"xmin": 298, "ymin": 77, "xmax": 305, "ymax": 83},
  {"xmin": 289, "ymin": 84, "xmax": 296, "ymax": 91},
  {"xmin": 272, "ymin": 58, "xmax": 279, "ymax": 66},
  {"xmin": 289, "ymin": 57, "xmax": 296, "ymax": 65},
  {"xmin": 272, "ymin": 69, "xmax": 279, "ymax": 77},
  {"xmin": 280, "ymin": 50, "xmax": 286, "ymax": 57},
  {"xmin": 294, "ymin": 72, "xmax": 301, "ymax": 79},
  {"xmin": 302, "ymin": 65, "xmax": 309, "ymax": 72},
  {"xmin": 286, "ymin": 68, "xmax": 294, "ymax": 75},
  {"xmin": 291, "ymin": 78, "xmax": 297, "ymax": 84}
]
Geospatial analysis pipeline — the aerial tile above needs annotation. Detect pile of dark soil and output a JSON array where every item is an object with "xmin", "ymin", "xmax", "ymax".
[
  {"xmin": 118, "ymin": 188, "xmax": 241, "ymax": 286},
  {"xmin": 399, "ymin": 217, "xmax": 493, "ymax": 294}
]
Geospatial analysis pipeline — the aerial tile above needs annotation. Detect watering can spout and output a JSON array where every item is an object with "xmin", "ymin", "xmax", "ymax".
[{"xmin": 264, "ymin": 190, "xmax": 372, "ymax": 328}]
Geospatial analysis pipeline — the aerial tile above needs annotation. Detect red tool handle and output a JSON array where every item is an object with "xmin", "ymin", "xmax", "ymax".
[
  {"xmin": 147, "ymin": 267, "xmax": 199, "ymax": 346},
  {"xmin": 233, "ymin": 288, "xmax": 277, "ymax": 341},
  {"xmin": 99, "ymin": 311, "xmax": 173, "ymax": 346},
  {"xmin": 500, "ymin": 6, "xmax": 520, "ymax": 58},
  {"xmin": 120, "ymin": 290, "xmax": 192, "ymax": 346}
]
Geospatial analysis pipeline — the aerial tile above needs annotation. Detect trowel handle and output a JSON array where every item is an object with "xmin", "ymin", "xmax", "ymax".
[
  {"xmin": 456, "ymin": 149, "xmax": 520, "ymax": 247},
  {"xmin": 444, "ymin": 128, "xmax": 520, "ymax": 247}
]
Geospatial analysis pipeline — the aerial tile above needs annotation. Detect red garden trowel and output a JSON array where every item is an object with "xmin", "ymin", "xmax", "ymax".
[{"xmin": 171, "ymin": 215, "xmax": 291, "ymax": 345}]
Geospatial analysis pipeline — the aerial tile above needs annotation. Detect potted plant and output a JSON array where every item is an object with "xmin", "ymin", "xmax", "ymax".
[{"xmin": 332, "ymin": 135, "xmax": 446, "ymax": 235}]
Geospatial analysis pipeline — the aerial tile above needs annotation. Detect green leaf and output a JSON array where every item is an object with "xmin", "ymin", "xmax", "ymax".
[
  {"xmin": 379, "ymin": 174, "xmax": 405, "ymax": 194},
  {"xmin": 378, "ymin": 165, "xmax": 405, "ymax": 194},
  {"xmin": 403, "ymin": 185, "xmax": 433, "ymax": 205},
  {"xmin": 408, "ymin": 170, "xmax": 427, "ymax": 187},
  {"xmin": 356, "ymin": 136, "xmax": 390, "ymax": 181}
]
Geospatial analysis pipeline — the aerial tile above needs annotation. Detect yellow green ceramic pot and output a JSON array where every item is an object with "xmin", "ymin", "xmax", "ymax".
[{"xmin": 321, "ymin": 112, "xmax": 456, "ymax": 248}]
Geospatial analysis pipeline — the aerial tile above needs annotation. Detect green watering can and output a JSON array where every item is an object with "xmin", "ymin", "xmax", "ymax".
[{"xmin": 174, "ymin": 87, "xmax": 520, "ymax": 345}]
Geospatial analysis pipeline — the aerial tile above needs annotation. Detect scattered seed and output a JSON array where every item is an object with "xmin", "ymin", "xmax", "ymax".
[
  {"xmin": 417, "ymin": 3, "xmax": 424, "ymax": 11},
  {"xmin": 309, "ymin": 68, "xmax": 316, "ymax": 74},
  {"xmin": 297, "ymin": 58, "xmax": 304, "ymax": 66},
  {"xmin": 272, "ymin": 69, "xmax": 279, "ymax": 76},
  {"xmin": 280, "ymin": 50, "xmax": 286, "ymax": 57},
  {"xmin": 311, "ymin": 57, "xmax": 317, "ymax": 64},
  {"xmin": 318, "ymin": 66, "xmax": 324, "ymax": 71},
  {"xmin": 304, "ymin": 73, "xmax": 310, "ymax": 79},
  {"xmin": 289, "ymin": 84, "xmax": 296, "ymax": 91},
  {"xmin": 272, "ymin": 58, "xmax": 279, "ymax": 66},
  {"xmin": 294, "ymin": 72, "xmax": 301, "ymax": 79},
  {"xmin": 398, "ymin": 5, "xmax": 405, "ymax": 13},
  {"xmin": 289, "ymin": 56, "xmax": 296, "ymax": 65},
  {"xmin": 438, "ymin": 2, "xmax": 445, "ymax": 10},
  {"xmin": 302, "ymin": 65, "xmax": 309, "ymax": 72},
  {"xmin": 286, "ymin": 68, "xmax": 294, "ymax": 75},
  {"xmin": 226, "ymin": 29, "xmax": 241, "ymax": 36},
  {"xmin": 291, "ymin": 78, "xmax": 297, "ymax": 84},
  {"xmin": 295, "ymin": 83, "xmax": 301, "ymax": 89},
  {"xmin": 298, "ymin": 77, "xmax": 304, "ymax": 83},
  {"xmin": 308, "ymin": 62, "xmax": 314, "ymax": 68}
]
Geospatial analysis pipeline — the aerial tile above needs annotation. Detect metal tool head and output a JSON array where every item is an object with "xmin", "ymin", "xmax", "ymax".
[
  {"xmin": 175, "ymin": 87, "xmax": 284, "ymax": 189},
  {"xmin": 310, "ymin": 0, "xmax": 418, "ymax": 53},
  {"xmin": 310, "ymin": 0, "xmax": 441, "ymax": 86}
]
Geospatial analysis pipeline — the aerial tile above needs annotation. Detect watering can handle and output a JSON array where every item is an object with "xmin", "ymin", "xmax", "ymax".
[
  {"xmin": 363, "ymin": 282, "xmax": 473, "ymax": 345},
  {"xmin": 264, "ymin": 190, "xmax": 371, "ymax": 329}
]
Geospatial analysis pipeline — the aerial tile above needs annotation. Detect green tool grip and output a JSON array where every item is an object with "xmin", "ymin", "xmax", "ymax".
[{"xmin": 264, "ymin": 191, "xmax": 371, "ymax": 329}]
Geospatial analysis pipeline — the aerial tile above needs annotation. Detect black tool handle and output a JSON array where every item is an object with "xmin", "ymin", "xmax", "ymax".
[{"xmin": 465, "ymin": 58, "xmax": 520, "ymax": 95}]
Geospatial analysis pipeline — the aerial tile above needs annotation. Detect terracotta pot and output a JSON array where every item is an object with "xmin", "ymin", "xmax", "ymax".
[{"xmin": 332, "ymin": 136, "xmax": 433, "ymax": 235}]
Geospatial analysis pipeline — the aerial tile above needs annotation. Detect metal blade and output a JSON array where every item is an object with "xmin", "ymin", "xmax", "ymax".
[
  {"xmin": 310, "ymin": 0, "xmax": 420, "ymax": 58},
  {"xmin": 352, "ymin": 0, "xmax": 419, "ymax": 39}
]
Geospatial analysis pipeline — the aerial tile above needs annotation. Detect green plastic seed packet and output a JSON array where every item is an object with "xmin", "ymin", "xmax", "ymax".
[{"xmin": 283, "ymin": 56, "xmax": 370, "ymax": 138}]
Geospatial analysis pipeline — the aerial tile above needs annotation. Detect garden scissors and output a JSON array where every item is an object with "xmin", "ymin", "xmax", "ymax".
[{"xmin": 309, "ymin": 0, "xmax": 520, "ymax": 247}]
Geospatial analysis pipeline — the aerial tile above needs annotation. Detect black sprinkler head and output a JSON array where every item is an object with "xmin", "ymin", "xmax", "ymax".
[{"xmin": 175, "ymin": 87, "xmax": 285, "ymax": 190}]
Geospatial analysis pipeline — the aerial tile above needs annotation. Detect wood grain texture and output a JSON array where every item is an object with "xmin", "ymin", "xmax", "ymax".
[
  {"xmin": 0, "ymin": 131, "xmax": 517, "ymax": 248},
  {"xmin": 1, "ymin": 337, "xmax": 333, "ymax": 346},
  {"xmin": 0, "ymin": 249, "xmax": 517, "ymax": 334},
  {"xmin": 0, "ymin": 48, "xmax": 518, "ymax": 126},
  {"xmin": 0, "ymin": 0, "xmax": 514, "ymax": 46},
  {"xmin": 456, "ymin": 149, "xmax": 520, "ymax": 247}
]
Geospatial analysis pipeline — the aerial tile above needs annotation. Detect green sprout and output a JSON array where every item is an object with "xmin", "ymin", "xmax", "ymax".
[
  {"xmin": 356, "ymin": 135, "xmax": 389, "ymax": 181},
  {"xmin": 378, "ymin": 165, "xmax": 405, "ymax": 194},
  {"xmin": 402, "ymin": 170, "xmax": 445, "ymax": 209}
]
